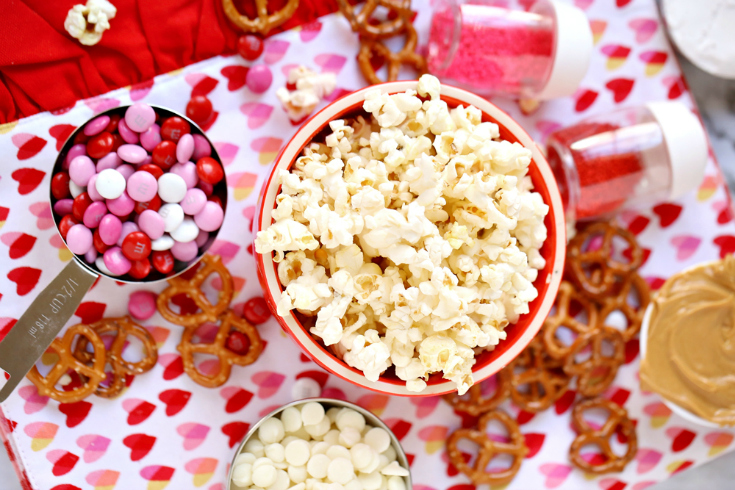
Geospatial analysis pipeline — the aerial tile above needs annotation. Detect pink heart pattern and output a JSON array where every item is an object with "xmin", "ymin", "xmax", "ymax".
[{"xmin": 177, "ymin": 423, "xmax": 210, "ymax": 450}]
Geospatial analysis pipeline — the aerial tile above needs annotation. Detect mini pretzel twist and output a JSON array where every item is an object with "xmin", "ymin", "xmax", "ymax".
[
  {"xmin": 26, "ymin": 324, "xmax": 106, "ymax": 403},
  {"xmin": 443, "ymin": 371, "xmax": 511, "ymax": 416},
  {"xmin": 567, "ymin": 223, "xmax": 643, "ymax": 300},
  {"xmin": 563, "ymin": 326, "xmax": 626, "ymax": 397},
  {"xmin": 222, "ymin": 0, "xmax": 299, "ymax": 35},
  {"xmin": 446, "ymin": 410, "xmax": 528, "ymax": 485},
  {"xmin": 542, "ymin": 281, "xmax": 600, "ymax": 360},
  {"xmin": 337, "ymin": 0, "xmax": 412, "ymax": 39},
  {"xmin": 357, "ymin": 22, "xmax": 427, "ymax": 84},
  {"xmin": 505, "ymin": 338, "xmax": 570, "ymax": 413},
  {"xmin": 599, "ymin": 272, "xmax": 650, "ymax": 342},
  {"xmin": 178, "ymin": 309, "xmax": 263, "ymax": 388},
  {"xmin": 569, "ymin": 398, "xmax": 637, "ymax": 474},
  {"xmin": 75, "ymin": 316, "xmax": 158, "ymax": 398},
  {"xmin": 157, "ymin": 254, "xmax": 234, "ymax": 327}
]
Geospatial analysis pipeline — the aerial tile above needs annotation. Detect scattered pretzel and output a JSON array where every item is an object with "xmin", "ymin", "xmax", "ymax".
[
  {"xmin": 563, "ymin": 326, "xmax": 626, "ymax": 398},
  {"xmin": 570, "ymin": 398, "xmax": 637, "ymax": 474},
  {"xmin": 357, "ymin": 22, "xmax": 427, "ymax": 84},
  {"xmin": 75, "ymin": 317, "xmax": 157, "ymax": 398},
  {"xmin": 566, "ymin": 222, "xmax": 643, "ymax": 300},
  {"xmin": 447, "ymin": 410, "xmax": 528, "ymax": 485},
  {"xmin": 599, "ymin": 272, "xmax": 650, "ymax": 342},
  {"xmin": 542, "ymin": 281, "xmax": 600, "ymax": 360},
  {"xmin": 222, "ymin": 0, "xmax": 299, "ymax": 35},
  {"xmin": 443, "ymin": 371, "xmax": 511, "ymax": 417},
  {"xmin": 157, "ymin": 254, "xmax": 234, "ymax": 327},
  {"xmin": 26, "ymin": 324, "xmax": 106, "ymax": 404},
  {"xmin": 505, "ymin": 338, "xmax": 570, "ymax": 413},
  {"xmin": 337, "ymin": 0, "xmax": 411, "ymax": 39},
  {"xmin": 178, "ymin": 309, "xmax": 263, "ymax": 387}
]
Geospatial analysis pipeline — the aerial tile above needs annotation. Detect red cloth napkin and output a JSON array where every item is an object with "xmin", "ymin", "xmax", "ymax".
[{"xmin": 0, "ymin": 0, "xmax": 340, "ymax": 123}]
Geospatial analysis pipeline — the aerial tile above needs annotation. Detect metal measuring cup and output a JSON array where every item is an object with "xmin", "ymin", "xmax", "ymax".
[{"xmin": 0, "ymin": 105, "xmax": 228, "ymax": 402}]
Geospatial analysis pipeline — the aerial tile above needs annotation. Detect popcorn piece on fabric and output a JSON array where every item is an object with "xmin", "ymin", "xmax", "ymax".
[
  {"xmin": 276, "ymin": 66, "xmax": 337, "ymax": 121},
  {"xmin": 64, "ymin": 0, "xmax": 117, "ymax": 46}
]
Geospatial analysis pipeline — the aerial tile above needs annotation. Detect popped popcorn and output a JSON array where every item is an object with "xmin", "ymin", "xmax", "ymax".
[
  {"xmin": 276, "ymin": 66, "xmax": 337, "ymax": 121},
  {"xmin": 256, "ymin": 75, "xmax": 549, "ymax": 394},
  {"xmin": 64, "ymin": 0, "xmax": 117, "ymax": 46}
]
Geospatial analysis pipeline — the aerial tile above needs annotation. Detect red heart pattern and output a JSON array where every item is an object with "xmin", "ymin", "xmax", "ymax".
[
  {"xmin": 48, "ymin": 124, "xmax": 77, "ymax": 151},
  {"xmin": 11, "ymin": 167, "xmax": 45, "ymax": 194},
  {"xmin": 1, "ymin": 232, "xmax": 36, "ymax": 259},
  {"xmin": 74, "ymin": 302, "xmax": 106, "ymax": 324},
  {"xmin": 123, "ymin": 433, "xmax": 156, "ymax": 461},
  {"xmin": 220, "ymin": 386, "xmax": 254, "ymax": 413},
  {"xmin": 221, "ymin": 65, "xmax": 249, "ymax": 91},
  {"xmin": 47, "ymin": 450, "xmax": 79, "ymax": 476},
  {"xmin": 11, "ymin": 135, "xmax": 47, "ymax": 160},
  {"xmin": 7, "ymin": 266, "xmax": 41, "ymax": 296},
  {"xmin": 123, "ymin": 399, "xmax": 156, "ymax": 425},
  {"xmin": 222, "ymin": 421, "xmax": 250, "ymax": 448},
  {"xmin": 606, "ymin": 78, "xmax": 635, "ymax": 103},
  {"xmin": 159, "ymin": 389, "xmax": 191, "ymax": 416},
  {"xmin": 58, "ymin": 401, "xmax": 93, "ymax": 428},
  {"xmin": 524, "ymin": 433, "xmax": 545, "ymax": 458}
]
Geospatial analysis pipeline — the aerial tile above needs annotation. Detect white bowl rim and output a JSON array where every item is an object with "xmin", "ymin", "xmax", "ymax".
[{"xmin": 255, "ymin": 80, "xmax": 566, "ymax": 396}]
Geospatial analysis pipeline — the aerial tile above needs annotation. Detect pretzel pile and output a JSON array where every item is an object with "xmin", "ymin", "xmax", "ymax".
[
  {"xmin": 444, "ymin": 221, "xmax": 646, "ymax": 483},
  {"xmin": 337, "ymin": 0, "xmax": 427, "ymax": 84},
  {"xmin": 222, "ymin": 0, "xmax": 299, "ymax": 35}
]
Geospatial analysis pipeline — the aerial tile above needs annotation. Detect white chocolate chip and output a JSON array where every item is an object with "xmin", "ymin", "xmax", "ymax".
[
  {"xmin": 282, "ymin": 406, "xmax": 304, "ymax": 433},
  {"xmin": 252, "ymin": 464, "xmax": 277, "ymax": 488},
  {"xmin": 328, "ymin": 457, "xmax": 355, "ymax": 484},
  {"xmin": 364, "ymin": 428, "xmax": 391, "ymax": 454},
  {"xmin": 301, "ymin": 401, "xmax": 326, "ymax": 426},
  {"xmin": 380, "ymin": 461, "xmax": 409, "ymax": 477},
  {"xmin": 285, "ymin": 440, "xmax": 311, "ymax": 466},
  {"xmin": 307, "ymin": 453, "xmax": 331, "ymax": 479},
  {"xmin": 259, "ymin": 418, "xmax": 286, "ymax": 445},
  {"xmin": 326, "ymin": 444, "xmax": 351, "ymax": 461},
  {"xmin": 265, "ymin": 443, "xmax": 285, "ymax": 463}
]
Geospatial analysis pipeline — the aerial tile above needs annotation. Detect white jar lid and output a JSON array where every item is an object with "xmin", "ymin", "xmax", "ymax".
[
  {"xmin": 535, "ymin": 0, "xmax": 593, "ymax": 100},
  {"xmin": 646, "ymin": 101, "xmax": 708, "ymax": 200}
]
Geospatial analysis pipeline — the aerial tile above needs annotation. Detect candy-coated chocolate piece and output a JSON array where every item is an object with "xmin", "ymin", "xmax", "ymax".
[
  {"xmin": 127, "ymin": 171, "xmax": 159, "ymax": 202},
  {"xmin": 117, "ymin": 144, "xmax": 148, "ymax": 164},
  {"xmin": 160, "ymin": 116, "xmax": 190, "ymax": 143},
  {"xmin": 98, "ymin": 214, "xmax": 123, "ymax": 246},
  {"xmin": 125, "ymin": 103, "xmax": 156, "ymax": 133},
  {"xmin": 170, "ymin": 162, "xmax": 198, "ymax": 189},
  {"xmin": 186, "ymin": 96, "xmax": 213, "ymax": 125},
  {"xmin": 51, "ymin": 172, "xmax": 71, "ymax": 200},
  {"xmin": 117, "ymin": 221, "xmax": 139, "ymax": 246},
  {"xmin": 118, "ymin": 118, "xmax": 140, "ymax": 144},
  {"xmin": 140, "ymin": 123, "xmax": 162, "ymax": 152},
  {"xmin": 238, "ymin": 34, "xmax": 264, "ymax": 60},
  {"xmin": 92, "ymin": 228, "xmax": 109, "ymax": 254},
  {"xmin": 170, "ymin": 218, "xmax": 199, "ymax": 243},
  {"xmin": 152, "ymin": 140, "xmax": 177, "ymax": 169},
  {"xmin": 134, "ymin": 194, "xmax": 162, "ymax": 215},
  {"xmin": 128, "ymin": 290, "xmax": 158, "ymax": 320},
  {"xmin": 171, "ymin": 240, "xmax": 198, "ymax": 262},
  {"xmin": 53, "ymin": 199, "xmax": 74, "ymax": 216},
  {"xmin": 116, "ymin": 164, "xmax": 135, "ymax": 181},
  {"xmin": 246, "ymin": 65, "xmax": 273, "ymax": 94},
  {"xmin": 74, "ymin": 131, "xmax": 89, "ymax": 145},
  {"xmin": 197, "ymin": 180, "xmax": 213, "ymax": 196},
  {"xmin": 82, "ymin": 201, "xmax": 107, "ymax": 228},
  {"xmin": 196, "ymin": 156, "xmax": 224, "ymax": 184},
  {"xmin": 66, "ymin": 224, "xmax": 93, "ymax": 255},
  {"xmin": 69, "ymin": 180, "xmax": 85, "ymax": 198},
  {"xmin": 110, "ymin": 133, "xmax": 124, "ymax": 152},
  {"xmin": 151, "ymin": 234, "xmax": 174, "ymax": 251},
  {"xmin": 103, "ymin": 246, "xmax": 132, "ymax": 276},
  {"xmin": 65, "ymin": 143, "xmax": 87, "ymax": 170},
  {"xmin": 158, "ymin": 173, "xmax": 187, "ymax": 203},
  {"xmin": 95, "ymin": 256, "xmax": 118, "ymax": 276},
  {"xmin": 122, "ymin": 231, "xmax": 152, "ymax": 261},
  {"xmin": 159, "ymin": 203, "xmax": 185, "ymax": 232},
  {"xmin": 191, "ymin": 134, "xmax": 212, "ymax": 161},
  {"xmin": 194, "ymin": 229, "xmax": 209, "ymax": 248},
  {"xmin": 208, "ymin": 195, "xmax": 224, "ymax": 209},
  {"xmin": 176, "ymin": 133, "xmax": 195, "ymax": 163},
  {"xmin": 83, "ymin": 115, "xmax": 110, "ymax": 136},
  {"xmin": 107, "ymin": 191, "xmax": 136, "ymax": 217},
  {"xmin": 87, "ymin": 131, "xmax": 114, "ymax": 159},
  {"xmin": 180, "ymin": 188, "xmax": 207, "ymax": 215},
  {"xmin": 96, "ymin": 152, "xmax": 123, "ymax": 172},
  {"xmin": 139, "ymin": 209, "xmax": 166, "ymax": 240},
  {"xmin": 69, "ymin": 155, "xmax": 96, "ymax": 187},
  {"xmin": 87, "ymin": 174, "xmax": 104, "ymax": 201},
  {"xmin": 138, "ymin": 163, "xmax": 164, "ymax": 180},
  {"xmin": 128, "ymin": 257, "xmax": 151, "ymax": 280},
  {"xmin": 105, "ymin": 114, "xmax": 121, "ymax": 134},
  {"xmin": 243, "ymin": 296, "xmax": 271, "ymax": 325},
  {"xmin": 84, "ymin": 247, "xmax": 97, "ymax": 264},
  {"xmin": 225, "ymin": 330, "xmax": 251, "ymax": 355},
  {"xmin": 72, "ymin": 192, "xmax": 93, "ymax": 221},
  {"xmin": 194, "ymin": 201, "xmax": 224, "ymax": 232},
  {"xmin": 96, "ymin": 168, "xmax": 127, "ymax": 199},
  {"xmin": 58, "ymin": 215, "xmax": 79, "ymax": 240},
  {"xmin": 151, "ymin": 249, "xmax": 175, "ymax": 274}
]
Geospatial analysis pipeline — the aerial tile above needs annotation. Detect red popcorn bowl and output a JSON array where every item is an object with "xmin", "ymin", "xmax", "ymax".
[{"xmin": 255, "ymin": 81, "xmax": 566, "ymax": 396}]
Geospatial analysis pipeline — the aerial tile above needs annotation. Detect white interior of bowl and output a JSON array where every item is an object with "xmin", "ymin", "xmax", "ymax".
[{"xmin": 256, "ymin": 81, "xmax": 566, "ymax": 396}]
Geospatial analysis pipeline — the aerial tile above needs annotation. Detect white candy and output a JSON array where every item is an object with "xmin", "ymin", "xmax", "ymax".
[
  {"xmin": 170, "ymin": 218, "xmax": 199, "ymax": 243},
  {"xmin": 382, "ymin": 446, "xmax": 396, "ymax": 462},
  {"xmin": 339, "ymin": 427, "xmax": 362, "ymax": 448},
  {"xmin": 360, "ymin": 452, "xmax": 380, "ymax": 474},
  {"xmin": 159, "ymin": 203, "xmax": 184, "ymax": 233},
  {"xmin": 292, "ymin": 377, "xmax": 322, "ymax": 399},
  {"xmin": 69, "ymin": 180, "xmax": 85, "ymax": 198},
  {"xmin": 344, "ymin": 480, "xmax": 362, "ymax": 490},
  {"xmin": 282, "ymin": 406, "xmax": 303, "ymax": 433},
  {"xmin": 288, "ymin": 464, "xmax": 308, "ymax": 483},
  {"xmin": 336, "ymin": 410, "xmax": 365, "ymax": 432},
  {"xmin": 380, "ymin": 461, "xmax": 409, "ymax": 477},
  {"xmin": 244, "ymin": 439, "xmax": 265, "ymax": 458},
  {"xmin": 364, "ymin": 428, "xmax": 390, "ymax": 454},
  {"xmin": 231, "ymin": 462, "xmax": 252, "ymax": 487},
  {"xmin": 95, "ymin": 256, "xmax": 119, "ymax": 276},
  {"xmin": 234, "ymin": 452, "xmax": 256, "ymax": 466},
  {"xmin": 285, "ymin": 440, "xmax": 311, "ymax": 466},
  {"xmin": 323, "ymin": 429, "xmax": 341, "ymax": 446},
  {"xmin": 253, "ymin": 457, "xmax": 274, "ymax": 469},
  {"xmin": 289, "ymin": 483, "xmax": 306, "ymax": 490},
  {"xmin": 259, "ymin": 418, "xmax": 286, "ymax": 445},
  {"xmin": 350, "ymin": 443, "xmax": 374, "ymax": 471},
  {"xmin": 304, "ymin": 415, "xmax": 330, "ymax": 438},
  {"xmin": 326, "ymin": 444, "xmax": 351, "ymax": 461},
  {"xmin": 327, "ymin": 457, "xmax": 355, "ymax": 484},
  {"xmin": 301, "ymin": 401, "xmax": 326, "ymax": 426},
  {"xmin": 265, "ymin": 443, "xmax": 286, "ymax": 463},
  {"xmin": 326, "ymin": 408, "xmax": 341, "ymax": 423},
  {"xmin": 157, "ymin": 173, "xmax": 188, "ymax": 203},
  {"xmin": 150, "ymin": 234, "xmax": 174, "ymax": 251},
  {"xmin": 358, "ymin": 471, "xmax": 382, "ymax": 490},
  {"xmin": 311, "ymin": 441, "xmax": 330, "ymax": 456},
  {"xmin": 306, "ymin": 454, "xmax": 330, "ymax": 479},
  {"xmin": 269, "ymin": 469, "xmax": 291, "ymax": 490},
  {"xmin": 252, "ymin": 464, "xmax": 278, "ymax": 487},
  {"xmin": 387, "ymin": 475, "xmax": 407, "ymax": 490},
  {"xmin": 96, "ymin": 168, "xmax": 126, "ymax": 199}
]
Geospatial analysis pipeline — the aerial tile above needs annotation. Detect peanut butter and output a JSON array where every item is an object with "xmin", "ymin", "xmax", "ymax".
[{"xmin": 640, "ymin": 256, "xmax": 735, "ymax": 426}]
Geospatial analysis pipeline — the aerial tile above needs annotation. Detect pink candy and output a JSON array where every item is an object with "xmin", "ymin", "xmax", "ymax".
[
  {"xmin": 103, "ymin": 247, "xmax": 131, "ymax": 276},
  {"xmin": 107, "ymin": 191, "xmax": 135, "ymax": 216},
  {"xmin": 170, "ymin": 162, "xmax": 198, "ymax": 189},
  {"xmin": 118, "ymin": 118, "xmax": 140, "ymax": 144},
  {"xmin": 69, "ymin": 155, "xmax": 96, "ymax": 187},
  {"xmin": 194, "ymin": 201, "xmax": 224, "ymax": 232},
  {"xmin": 117, "ymin": 221, "xmax": 140, "ymax": 246},
  {"xmin": 128, "ymin": 291, "xmax": 158, "ymax": 320},
  {"xmin": 138, "ymin": 209, "xmax": 165, "ymax": 240},
  {"xmin": 176, "ymin": 133, "xmax": 194, "ymax": 163},
  {"xmin": 180, "ymin": 188, "xmax": 207, "ymax": 215},
  {"xmin": 99, "ymin": 214, "xmax": 122, "ymax": 245},
  {"xmin": 125, "ymin": 103, "xmax": 156, "ymax": 132},
  {"xmin": 65, "ymin": 144, "xmax": 87, "ymax": 170},
  {"xmin": 87, "ymin": 174, "xmax": 104, "ymax": 201},
  {"xmin": 127, "ymin": 171, "xmax": 158, "ymax": 202},
  {"xmin": 83, "ymin": 115, "xmax": 110, "ymax": 136},
  {"xmin": 171, "ymin": 240, "xmax": 198, "ymax": 261},
  {"xmin": 53, "ymin": 199, "xmax": 74, "ymax": 216},
  {"xmin": 83, "ymin": 201, "xmax": 107, "ymax": 228},
  {"xmin": 117, "ymin": 144, "xmax": 147, "ymax": 164},
  {"xmin": 192, "ymin": 134, "xmax": 212, "ymax": 160},
  {"xmin": 96, "ymin": 152, "xmax": 122, "ymax": 172},
  {"xmin": 66, "ymin": 224, "xmax": 93, "ymax": 254},
  {"xmin": 140, "ymin": 123, "xmax": 161, "ymax": 152}
]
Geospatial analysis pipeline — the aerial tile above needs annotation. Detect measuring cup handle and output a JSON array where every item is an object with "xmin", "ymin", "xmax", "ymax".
[{"xmin": 0, "ymin": 259, "xmax": 98, "ymax": 403}]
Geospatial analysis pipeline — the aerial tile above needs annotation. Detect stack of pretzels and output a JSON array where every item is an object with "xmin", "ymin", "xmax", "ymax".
[
  {"xmin": 337, "ymin": 0, "xmax": 427, "ymax": 84},
  {"xmin": 444, "ymin": 221, "xmax": 649, "ymax": 484}
]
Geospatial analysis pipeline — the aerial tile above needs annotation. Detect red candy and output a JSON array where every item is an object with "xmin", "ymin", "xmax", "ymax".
[
  {"xmin": 73, "ymin": 132, "xmax": 89, "ymax": 145},
  {"xmin": 121, "ymin": 231, "xmax": 152, "ymax": 261},
  {"xmin": 129, "ymin": 258, "xmax": 152, "ymax": 280},
  {"xmin": 243, "ymin": 297, "xmax": 271, "ymax": 325},
  {"xmin": 186, "ymin": 96, "xmax": 213, "ymax": 125},
  {"xmin": 160, "ymin": 117, "xmax": 190, "ymax": 143},
  {"xmin": 152, "ymin": 140, "xmax": 178, "ymax": 169},
  {"xmin": 151, "ymin": 250, "xmax": 175, "ymax": 274},
  {"xmin": 134, "ymin": 194, "xmax": 162, "ymax": 214},
  {"xmin": 138, "ymin": 163, "xmax": 164, "ymax": 179},
  {"xmin": 87, "ymin": 131, "xmax": 114, "ymax": 159},
  {"xmin": 51, "ymin": 172, "xmax": 71, "ymax": 200},
  {"xmin": 225, "ymin": 331, "xmax": 251, "ymax": 355},
  {"xmin": 237, "ymin": 34, "xmax": 264, "ymax": 60},
  {"xmin": 93, "ymin": 228, "xmax": 110, "ymax": 254},
  {"xmin": 106, "ymin": 114, "xmax": 121, "ymax": 133},
  {"xmin": 196, "ymin": 157, "xmax": 224, "ymax": 184},
  {"xmin": 208, "ymin": 195, "xmax": 224, "ymax": 208},
  {"xmin": 111, "ymin": 133, "xmax": 124, "ymax": 152},
  {"xmin": 58, "ymin": 215, "xmax": 79, "ymax": 240},
  {"xmin": 71, "ymin": 192, "xmax": 93, "ymax": 221}
]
